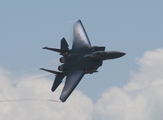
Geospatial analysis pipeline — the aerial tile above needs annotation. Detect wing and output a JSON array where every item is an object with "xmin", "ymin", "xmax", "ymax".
[
  {"xmin": 60, "ymin": 70, "xmax": 85, "ymax": 102},
  {"xmin": 72, "ymin": 20, "xmax": 91, "ymax": 50}
]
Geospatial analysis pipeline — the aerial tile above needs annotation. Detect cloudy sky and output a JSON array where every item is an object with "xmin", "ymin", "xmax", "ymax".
[{"xmin": 1, "ymin": 1, "xmax": 163, "ymax": 120}]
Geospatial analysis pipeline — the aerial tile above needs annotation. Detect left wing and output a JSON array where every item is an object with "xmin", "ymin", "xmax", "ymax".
[
  {"xmin": 60, "ymin": 70, "xmax": 85, "ymax": 102},
  {"xmin": 72, "ymin": 20, "xmax": 91, "ymax": 50}
]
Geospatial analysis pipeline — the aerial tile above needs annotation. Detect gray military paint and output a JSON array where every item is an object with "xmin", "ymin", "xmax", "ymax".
[{"xmin": 41, "ymin": 20, "xmax": 125, "ymax": 102}]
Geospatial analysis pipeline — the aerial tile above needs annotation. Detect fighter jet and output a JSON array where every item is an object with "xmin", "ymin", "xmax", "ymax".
[{"xmin": 40, "ymin": 20, "xmax": 125, "ymax": 102}]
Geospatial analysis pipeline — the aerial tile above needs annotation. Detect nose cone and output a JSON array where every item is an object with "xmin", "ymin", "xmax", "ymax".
[
  {"xmin": 107, "ymin": 51, "xmax": 126, "ymax": 59},
  {"xmin": 118, "ymin": 52, "xmax": 126, "ymax": 57}
]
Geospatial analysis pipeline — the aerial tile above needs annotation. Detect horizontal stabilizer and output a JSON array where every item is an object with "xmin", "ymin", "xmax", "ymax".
[
  {"xmin": 43, "ymin": 47, "xmax": 70, "ymax": 53},
  {"xmin": 40, "ymin": 68, "xmax": 63, "ymax": 75},
  {"xmin": 43, "ymin": 47, "xmax": 70, "ymax": 56}
]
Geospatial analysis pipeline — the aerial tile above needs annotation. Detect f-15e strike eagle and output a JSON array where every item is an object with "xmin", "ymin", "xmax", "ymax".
[{"xmin": 40, "ymin": 20, "xmax": 125, "ymax": 102}]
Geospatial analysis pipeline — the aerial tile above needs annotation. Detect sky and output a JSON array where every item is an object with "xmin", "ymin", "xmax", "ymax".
[{"xmin": 0, "ymin": 1, "xmax": 163, "ymax": 120}]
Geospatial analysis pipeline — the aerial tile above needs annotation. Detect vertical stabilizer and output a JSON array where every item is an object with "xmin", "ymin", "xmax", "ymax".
[
  {"xmin": 61, "ymin": 38, "xmax": 69, "ymax": 50},
  {"xmin": 51, "ymin": 74, "xmax": 65, "ymax": 92}
]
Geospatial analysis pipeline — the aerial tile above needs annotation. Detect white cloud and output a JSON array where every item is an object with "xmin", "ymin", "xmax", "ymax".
[
  {"xmin": 125, "ymin": 48, "xmax": 163, "ymax": 91},
  {"xmin": 93, "ymin": 48, "xmax": 163, "ymax": 120},
  {"xmin": 0, "ymin": 68, "xmax": 93, "ymax": 120},
  {"xmin": 1, "ymin": 48, "xmax": 163, "ymax": 120}
]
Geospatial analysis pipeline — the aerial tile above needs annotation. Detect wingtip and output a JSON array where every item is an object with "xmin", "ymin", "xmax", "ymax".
[
  {"xmin": 42, "ymin": 47, "xmax": 47, "ymax": 49},
  {"xmin": 51, "ymin": 88, "xmax": 55, "ymax": 92},
  {"xmin": 77, "ymin": 19, "xmax": 81, "ymax": 22},
  {"xmin": 40, "ymin": 68, "xmax": 44, "ymax": 70},
  {"xmin": 60, "ymin": 98, "xmax": 66, "ymax": 102}
]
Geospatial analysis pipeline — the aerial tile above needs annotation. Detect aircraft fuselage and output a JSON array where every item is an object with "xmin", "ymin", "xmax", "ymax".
[{"xmin": 58, "ymin": 46, "xmax": 125, "ymax": 74}]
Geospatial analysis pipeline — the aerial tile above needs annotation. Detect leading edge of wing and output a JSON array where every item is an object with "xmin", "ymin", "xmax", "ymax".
[
  {"xmin": 60, "ymin": 70, "xmax": 85, "ymax": 102},
  {"xmin": 72, "ymin": 20, "xmax": 91, "ymax": 50}
]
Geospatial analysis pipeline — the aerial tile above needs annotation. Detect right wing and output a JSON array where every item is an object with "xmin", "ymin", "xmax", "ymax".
[
  {"xmin": 60, "ymin": 70, "xmax": 85, "ymax": 102},
  {"xmin": 72, "ymin": 20, "xmax": 91, "ymax": 50}
]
